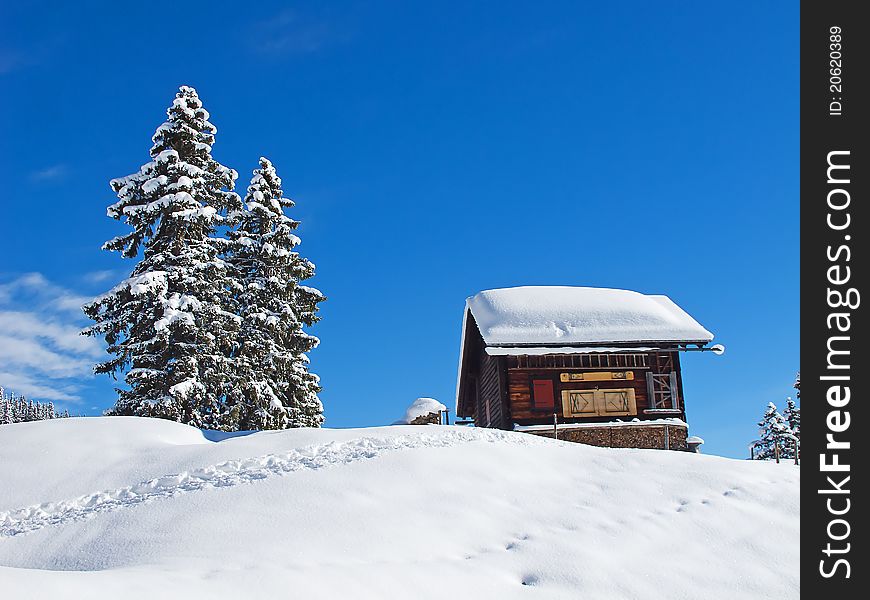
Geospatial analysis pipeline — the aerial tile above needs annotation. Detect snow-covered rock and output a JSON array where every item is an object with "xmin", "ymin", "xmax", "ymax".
[{"xmin": 0, "ymin": 417, "xmax": 798, "ymax": 599}]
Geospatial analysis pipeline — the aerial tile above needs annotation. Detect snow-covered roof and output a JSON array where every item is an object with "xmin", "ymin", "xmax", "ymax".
[{"xmin": 467, "ymin": 286, "xmax": 713, "ymax": 346}]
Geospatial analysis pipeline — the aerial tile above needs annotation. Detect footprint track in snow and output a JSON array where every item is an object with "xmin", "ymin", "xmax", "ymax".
[{"xmin": 0, "ymin": 429, "xmax": 539, "ymax": 539}]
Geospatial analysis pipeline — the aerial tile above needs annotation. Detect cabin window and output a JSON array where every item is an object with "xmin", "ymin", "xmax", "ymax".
[
  {"xmin": 646, "ymin": 371, "xmax": 680, "ymax": 410},
  {"xmin": 531, "ymin": 379, "xmax": 555, "ymax": 411},
  {"xmin": 561, "ymin": 388, "xmax": 637, "ymax": 417}
]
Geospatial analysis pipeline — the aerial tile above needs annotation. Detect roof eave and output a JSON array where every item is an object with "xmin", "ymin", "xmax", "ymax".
[{"xmin": 483, "ymin": 339, "xmax": 714, "ymax": 349}]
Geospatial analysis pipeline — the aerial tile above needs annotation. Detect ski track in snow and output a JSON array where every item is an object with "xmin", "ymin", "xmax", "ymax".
[{"xmin": 0, "ymin": 429, "xmax": 536, "ymax": 539}]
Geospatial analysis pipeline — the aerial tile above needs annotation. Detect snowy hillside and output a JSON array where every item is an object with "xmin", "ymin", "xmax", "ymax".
[{"xmin": 0, "ymin": 418, "xmax": 798, "ymax": 599}]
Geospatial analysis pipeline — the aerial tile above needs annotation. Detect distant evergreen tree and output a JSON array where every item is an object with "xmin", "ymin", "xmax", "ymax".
[
  {"xmin": 0, "ymin": 386, "xmax": 71, "ymax": 424},
  {"xmin": 782, "ymin": 372, "xmax": 801, "ymax": 458},
  {"xmin": 83, "ymin": 86, "xmax": 242, "ymax": 429},
  {"xmin": 224, "ymin": 158, "xmax": 325, "ymax": 430},
  {"xmin": 755, "ymin": 402, "xmax": 789, "ymax": 460},
  {"xmin": 783, "ymin": 396, "xmax": 800, "ymax": 441},
  {"xmin": 1, "ymin": 390, "xmax": 13, "ymax": 425}
]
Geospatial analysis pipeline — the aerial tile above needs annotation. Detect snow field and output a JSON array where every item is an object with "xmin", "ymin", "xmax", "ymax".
[
  {"xmin": 0, "ymin": 426, "xmax": 533, "ymax": 538},
  {"xmin": 0, "ymin": 417, "xmax": 798, "ymax": 599}
]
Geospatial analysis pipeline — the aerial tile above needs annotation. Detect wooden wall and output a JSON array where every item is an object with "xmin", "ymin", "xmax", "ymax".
[
  {"xmin": 476, "ymin": 353, "xmax": 510, "ymax": 429},
  {"xmin": 457, "ymin": 313, "xmax": 512, "ymax": 429},
  {"xmin": 507, "ymin": 352, "xmax": 685, "ymax": 425}
]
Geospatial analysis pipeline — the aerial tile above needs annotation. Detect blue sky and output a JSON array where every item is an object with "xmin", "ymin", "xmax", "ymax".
[{"xmin": 0, "ymin": 1, "xmax": 797, "ymax": 457}]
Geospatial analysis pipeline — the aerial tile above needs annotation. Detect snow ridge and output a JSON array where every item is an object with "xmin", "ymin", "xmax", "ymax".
[{"xmin": 0, "ymin": 429, "xmax": 536, "ymax": 538}]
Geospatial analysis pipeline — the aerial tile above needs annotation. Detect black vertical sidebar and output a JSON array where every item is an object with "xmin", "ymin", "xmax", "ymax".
[{"xmin": 802, "ymin": 1, "xmax": 867, "ymax": 596}]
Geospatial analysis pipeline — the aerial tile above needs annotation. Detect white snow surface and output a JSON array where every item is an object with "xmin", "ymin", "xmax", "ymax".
[
  {"xmin": 468, "ymin": 286, "xmax": 714, "ymax": 346},
  {"xmin": 396, "ymin": 397, "xmax": 447, "ymax": 424},
  {"xmin": 0, "ymin": 417, "xmax": 797, "ymax": 599}
]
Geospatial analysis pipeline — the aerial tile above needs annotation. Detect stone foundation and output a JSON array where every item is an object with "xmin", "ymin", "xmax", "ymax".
[
  {"xmin": 524, "ymin": 423, "xmax": 688, "ymax": 451},
  {"xmin": 408, "ymin": 412, "xmax": 442, "ymax": 425}
]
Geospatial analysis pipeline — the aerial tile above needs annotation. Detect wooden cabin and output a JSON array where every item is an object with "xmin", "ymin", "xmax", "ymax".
[{"xmin": 454, "ymin": 286, "xmax": 720, "ymax": 450}]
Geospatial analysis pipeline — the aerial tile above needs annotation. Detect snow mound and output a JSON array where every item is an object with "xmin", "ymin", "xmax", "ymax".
[
  {"xmin": 396, "ymin": 397, "xmax": 447, "ymax": 424},
  {"xmin": 0, "ymin": 417, "xmax": 797, "ymax": 599},
  {"xmin": 467, "ymin": 286, "xmax": 714, "ymax": 346}
]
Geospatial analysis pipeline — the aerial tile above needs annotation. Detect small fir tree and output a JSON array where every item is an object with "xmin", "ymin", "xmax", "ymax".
[
  {"xmin": 793, "ymin": 371, "xmax": 800, "ymax": 401},
  {"xmin": 755, "ymin": 402, "xmax": 789, "ymax": 460},
  {"xmin": 783, "ymin": 396, "xmax": 800, "ymax": 440},
  {"xmin": 225, "ymin": 158, "xmax": 325, "ymax": 430},
  {"xmin": 1, "ymin": 388, "xmax": 13, "ymax": 424},
  {"xmin": 83, "ymin": 86, "xmax": 242, "ymax": 428},
  {"xmin": 782, "ymin": 373, "xmax": 801, "ymax": 458}
]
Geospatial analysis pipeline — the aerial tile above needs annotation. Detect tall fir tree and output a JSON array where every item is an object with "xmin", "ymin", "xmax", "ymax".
[
  {"xmin": 83, "ymin": 86, "xmax": 242, "ymax": 429},
  {"xmin": 225, "ymin": 157, "xmax": 325, "ymax": 430}
]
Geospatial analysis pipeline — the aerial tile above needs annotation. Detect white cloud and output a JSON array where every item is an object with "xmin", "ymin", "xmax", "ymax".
[
  {"xmin": 0, "ymin": 371, "xmax": 80, "ymax": 402},
  {"xmin": 0, "ymin": 272, "xmax": 92, "ymax": 316},
  {"xmin": 248, "ymin": 9, "xmax": 338, "ymax": 56},
  {"xmin": 0, "ymin": 273, "xmax": 104, "ymax": 404},
  {"xmin": 29, "ymin": 164, "xmax": 69, "ymax": 183},
  {"xmin": 83, "ymin": 269, "xmax": 121, "ymax": 284}
]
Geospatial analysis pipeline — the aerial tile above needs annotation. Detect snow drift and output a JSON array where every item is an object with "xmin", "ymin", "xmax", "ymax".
[{"xmin": 0, "ymin": 417, "xmax": 798, "ymax": 599}]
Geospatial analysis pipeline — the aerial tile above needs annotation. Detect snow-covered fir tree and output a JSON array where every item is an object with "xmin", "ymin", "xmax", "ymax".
[
  {"xmin": 783, "ymin": 396, "xmax": 800, "ymax": 441},
  {"xmin": 224, "ymin": 157, "xmax": 325, "ymax": 430},
  {"xmin": 783, "ymin": 372, "xmax": 801, "ymax": 456},
  {"xmin": 755, "ymin": 402, "xmax": 789, "ymax": 460},
  {"xmin": 0, "ymin": 387, "xmax": 70, "ymax": 424},
  {"xmin": 83, "ymin": 86, "xmax": 242, "ymax": 429},
  {"xmin": 2, "ymin": 390, "xmax": 14, "ymax": 424}
]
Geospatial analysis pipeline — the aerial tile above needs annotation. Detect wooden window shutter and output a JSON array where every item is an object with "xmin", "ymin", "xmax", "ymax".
[
  {"xmin": 562, "ymin": 390, "xmax": 597, "ymax": 416},
  {"xmin": 600, "ymin": 389, "xmax": 637, "ymax": 416},
  {"xmin": 532, "ymin": 379, "xmax": 555, "ymax": 411},
  {"xmin": 669, "ymin": 371, "xmax": 679, "ymax": 410}
]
